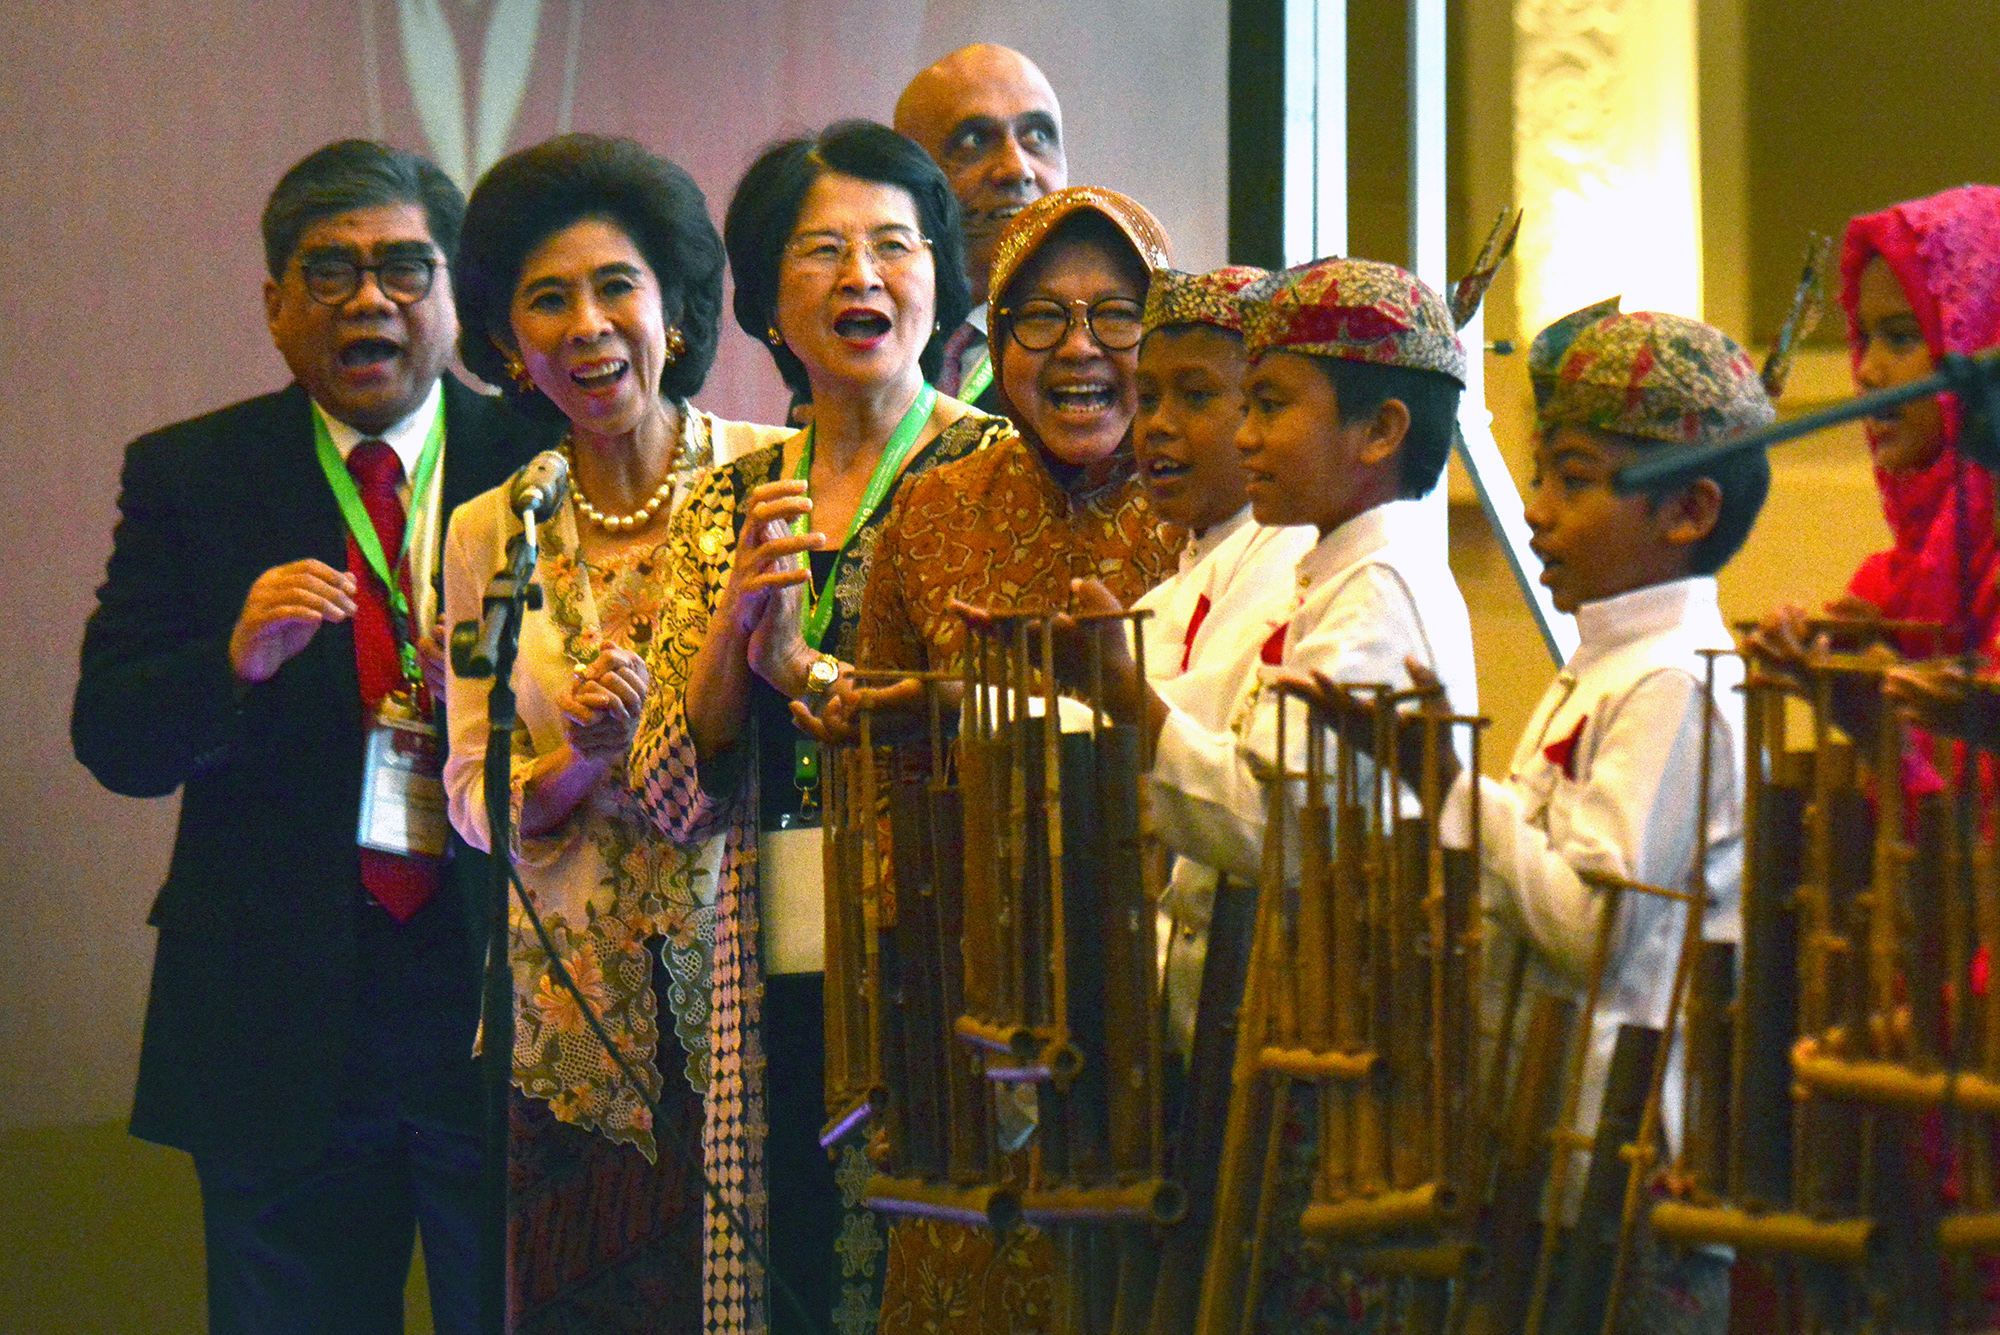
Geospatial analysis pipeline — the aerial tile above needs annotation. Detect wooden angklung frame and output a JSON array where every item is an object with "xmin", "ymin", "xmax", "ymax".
[
  {"xmin": 824, "ymin": 607, "xmax": 1239, "ymax": 1332},
  {"xmin": 823, "ymin": 606, "xmax": 2000, "ymax": 1330},
  {"xmin": 1196, "ymin": 659, "xmax": 1737, "ymax": 1335},
  {"xmin": 1652, "ymin": 624, "xmax": 2000, "ymax": 1331}
]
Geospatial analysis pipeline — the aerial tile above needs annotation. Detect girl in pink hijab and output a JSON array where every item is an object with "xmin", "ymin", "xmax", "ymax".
[
  {"xmin": 1839, "ymin": 183, "xmax": 2000, "ymax": 656},
  {"xmin": 1842, "ymin": 184, "xmax": 2000, "ymax": 1321}
]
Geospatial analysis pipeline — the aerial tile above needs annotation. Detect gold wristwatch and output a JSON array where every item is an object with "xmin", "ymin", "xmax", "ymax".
[{"xmin": 803, "ymin": 654, "xmax": 841, "ymax": 699}]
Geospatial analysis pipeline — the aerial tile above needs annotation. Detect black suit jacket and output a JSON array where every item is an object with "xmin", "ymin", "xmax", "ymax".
[{"xmin": 72, "ymin": 377, "xmax": 542, "ymax": 1172}]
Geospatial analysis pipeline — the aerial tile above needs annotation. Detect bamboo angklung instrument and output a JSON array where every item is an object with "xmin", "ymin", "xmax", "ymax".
[
  {"xmin": 1652, "ymin": 626, "xmax": 2000, "ymax": 1329},
  {"xmin": 1194, "ymin": 676, "xmax": 1490, "ymax": 1335},
  {"xmin": 833, "ymin": 606, "xmax": 1261, "ymax": 1333}
]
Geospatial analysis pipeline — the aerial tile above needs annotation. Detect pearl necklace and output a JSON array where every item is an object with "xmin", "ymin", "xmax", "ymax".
[{"xmin": 564, "ymin": 407, "xmax": 700, "ymax": 534}]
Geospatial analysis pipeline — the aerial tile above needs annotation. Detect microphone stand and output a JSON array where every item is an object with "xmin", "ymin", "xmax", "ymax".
[
  {"xmin": 1616, "ymin": 346, "xmax": 2000, "ymax": 492},
  {"xmin": 450, "ymin": 513, "xmax": 544, "ymax": 1335}
]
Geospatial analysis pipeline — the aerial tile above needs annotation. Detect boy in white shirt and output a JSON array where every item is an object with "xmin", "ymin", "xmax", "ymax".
[
  {"xmin": 1411, "ymin": 303, "xmax": 1774, "ymax": 1334},
  {"xmin": 1129, "ymin": 264, "xmax": 1315, "ymax": 1053},
  {"xmin": 1042, "ymin": 254, "xmax": 1479, "ymax": 1332},
  {"xmin": 1073, "ymin": 256, "xmax": 1481, "ymax": 881}
]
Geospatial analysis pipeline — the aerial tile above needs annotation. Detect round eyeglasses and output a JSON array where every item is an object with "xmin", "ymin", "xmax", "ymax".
[
  {"xmin": 299, "ymin": 255, "xmax": 441, "ymax": 307},
  {"xmin": 999, "ymin": 297, "xmax": 1145, "ymax": 352}
]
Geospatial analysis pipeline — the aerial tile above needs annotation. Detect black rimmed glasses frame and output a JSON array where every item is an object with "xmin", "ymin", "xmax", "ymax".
[
  {"xmin": 996, "ymin": 297, "xmax": 1146, "ymax": 352},
  {"xmin": 297, "ymin": 254, "xmax": 442, "ymax": 307}
]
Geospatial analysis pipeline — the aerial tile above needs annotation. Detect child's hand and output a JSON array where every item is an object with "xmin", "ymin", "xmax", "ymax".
[
  {"xmin": 1884, "ymin": 659, "xmax": 2000, "ymax": 743},
  {"xmin": 1288, "ymin": 656, "xmax": 1461, "ymax": 793}
]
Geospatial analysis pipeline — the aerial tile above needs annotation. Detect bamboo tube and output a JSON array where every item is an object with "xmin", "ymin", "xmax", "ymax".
[
  {"xmin": 1938, "ymin": 1211, "xmax": 2000, "ymax": 1253},
  {"xmin": 1732, "ymin": 674, "xmax": 1801, "ymax": 1208},
  {"xmin": 1018, "ymin": 1179, "xmax": 1189, "ymax": 1225},
  {"xmin": 865, "ymin": 1175, "xmax": 1023, "ymax": 1233},
  {"xmin": 1790, "ymin": 1038, "xmax": 2000, "ymax": 1112},
  {"xmin": 1649, "ymin": 1200, "xmax": 1873, "ymax": 1263},
  {"xmin": 1520, "ymin": 870, "xmax": 1633, "ymax": 1334},
  {"xmin": 1299, "ymin": 1181, "xmax": 1458, "ymax": 1237},
  {"xmin": 1193, "ymin": 797, "xmax": 1285, "ymax": 1335},
  {"xmin": 1147, "ymin": 877, "xmax": 1258, "ymax": 1335}
]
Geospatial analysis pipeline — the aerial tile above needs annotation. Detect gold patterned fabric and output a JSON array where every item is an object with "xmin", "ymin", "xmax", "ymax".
[
  {"xmin": 987, "ymin": 185, "xmax": 1172, "ymax": 311},
  {"xmin": 1141, "ymin": 263, "xmax": 1268, "ymax": 336},
  {"xmin": 631, "ymin": 412, "xmax": 1007, "ymax": 1333},
  {"xmin": 1241, "ymin": 256, "xmax": 1467, "ymax": 384},
  {"xmin": 876, "ymin": 1221, "xmax": 1062, "ymax": 1335},
  {"xmin": 506, "ymin": 526, "xmax": 714, "ymax": 1154},
  {"xmin": 856, "ymin": 430, "xmax": 1185, "ymax": 675}
]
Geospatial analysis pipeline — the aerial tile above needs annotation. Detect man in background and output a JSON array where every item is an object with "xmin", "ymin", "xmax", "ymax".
[
  {"xmin": 895, "ymin": 42, "xmax": 1068, "ymax": 407},
  {"xmin": 72, "ymin": 139, "xmax": 539, "ymax": 1335}
]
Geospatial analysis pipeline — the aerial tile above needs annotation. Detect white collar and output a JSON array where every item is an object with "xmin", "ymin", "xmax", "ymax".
[
  {"xmin": 311, "ymin": 378, "xmax": 443, "ymax": 476},
  {"xmin": 1180, "ymin": 504, "xmax": 1255, "ymax": 573},
  {"xmin": 1295, "ymin": 499, "xmax": 1423, "ymax": 587},
  {"xmin": 1570, "ymin": 576, "xmax": 1723, "ymax": 661}
]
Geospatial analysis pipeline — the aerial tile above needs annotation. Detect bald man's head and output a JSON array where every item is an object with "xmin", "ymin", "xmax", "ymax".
[{"xmin": 896, "ymin": 43, "xmax": 1067, "ymax": 303}]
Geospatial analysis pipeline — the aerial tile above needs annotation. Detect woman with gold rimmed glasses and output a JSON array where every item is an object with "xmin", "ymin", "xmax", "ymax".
[
  {"xmin": 629, "ymin": 119, "xmax": 1008, "ymax": 1330},
  {"xmin": 835, "ymin": 184, "xmax": 1186, "ymax": 1335}
]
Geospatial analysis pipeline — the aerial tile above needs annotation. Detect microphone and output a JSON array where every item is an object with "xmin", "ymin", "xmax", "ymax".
[{"xmin": 509, "ymin": 450, "xmax": 570, "ymax": 520}]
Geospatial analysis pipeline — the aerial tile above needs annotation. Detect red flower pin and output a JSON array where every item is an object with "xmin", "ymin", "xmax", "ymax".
[{"xmin": 1543, "ymin": 715, "xmax": 1587, "ymax": 780}]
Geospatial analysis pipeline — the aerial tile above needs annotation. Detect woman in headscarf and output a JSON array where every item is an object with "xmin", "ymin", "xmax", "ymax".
[
  {"xmin": 440, "ymin": 133, "xmax": 787, "ymax": 1333},
  {"xmin": 855, "ymin": 185, "xmax": 1183, "ymax": 679},
  {"xmin": 845, "ymin": 185, "xmax": 1184, "ymax": 1335}
]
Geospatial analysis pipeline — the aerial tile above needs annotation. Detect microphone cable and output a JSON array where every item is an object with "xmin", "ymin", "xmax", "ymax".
[{"xmin": 504, "ymin": 856, "xmax": 831, "ymax": 1335}]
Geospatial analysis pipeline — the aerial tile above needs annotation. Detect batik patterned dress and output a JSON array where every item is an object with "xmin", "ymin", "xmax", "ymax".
[
  {"xmin": 631, "ymin": 413, "xmax": 1009, "ymax": 1334},
  {"xmin": 443, "ymin": 405, "xmax": 785, "ymax": 1334}
]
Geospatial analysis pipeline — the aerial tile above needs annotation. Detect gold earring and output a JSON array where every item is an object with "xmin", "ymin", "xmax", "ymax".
[
  {"xmin": 766, "ymin": 325, "xmax": 784, "ymax": 347},
  {"xmin": 664, "ymin": 326, "xmax": 688, "ymax": 364},
  {"xmin": 504, "ymin": 357, "xmax": 538, "ymax": 396}
]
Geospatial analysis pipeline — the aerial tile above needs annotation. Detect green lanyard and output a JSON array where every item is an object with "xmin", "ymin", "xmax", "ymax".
[
  {"xmin": 790, "ymin": 382, "xmax": 936, "ymax": 649},
  {"xmin": 311, "ymin": 403, "xmax": 446, "ymax": 691},
  {"xmin": 957, "ymin": 345, "xmax": 993, "ymax": 404}
]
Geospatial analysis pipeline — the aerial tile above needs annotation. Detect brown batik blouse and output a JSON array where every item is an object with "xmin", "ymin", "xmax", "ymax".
[{"xmin": 856, "ymin": 430, "xmax": 1185, "ymax": 674}]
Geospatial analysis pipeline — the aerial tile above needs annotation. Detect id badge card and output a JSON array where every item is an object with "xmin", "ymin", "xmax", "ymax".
[{"xmin": 358, "ymin": 695, "xmax": 448, "ymax": 858}]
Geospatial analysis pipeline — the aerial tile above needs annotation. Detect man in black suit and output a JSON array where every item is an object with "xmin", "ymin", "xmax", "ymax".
[
  {"xmin": 894, "ymin": 43, "xmax": 1069, "ymax": 411},
  {"xmin": 72, "ymin": 140, "xmax": 539, "ymax": 1335}
]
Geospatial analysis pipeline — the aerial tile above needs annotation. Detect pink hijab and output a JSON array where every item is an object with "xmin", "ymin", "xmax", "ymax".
[{"xmin": 1840, "ymin": 184, "xmax": 2000, "ymax": 656}]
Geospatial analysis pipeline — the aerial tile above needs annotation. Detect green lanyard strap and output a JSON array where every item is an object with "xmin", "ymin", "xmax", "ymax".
[
  {"xmin": 957, "ymin": 345, "xmax": 993, "ymax": 404},
  {"xmin": 311, "ymin": 403, "xmax": 446, "ymax": 691},
  {"xmin": 790, "ymin": 382, "xmax": 936, "ymax": 650}
]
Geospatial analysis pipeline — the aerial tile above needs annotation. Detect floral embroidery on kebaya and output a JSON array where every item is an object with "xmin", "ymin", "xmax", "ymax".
[{"xmin": 504, "ymin": 519, "xmax": 716, "ymax": 1159}]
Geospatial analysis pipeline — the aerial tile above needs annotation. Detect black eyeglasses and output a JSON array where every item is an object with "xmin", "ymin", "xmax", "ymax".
[
  {"xmin": 998, "ymin": 297, "xmax": 1145, "ymax": 352},
  {"xmin": 299, "ymin": 255, "xmax": 440, "ymax": 307}
]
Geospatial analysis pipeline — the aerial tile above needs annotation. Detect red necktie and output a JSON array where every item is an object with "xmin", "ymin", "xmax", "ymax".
[{"xmin": 346, "ymin": 441, "xmax": 440, "ymax": 921}]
